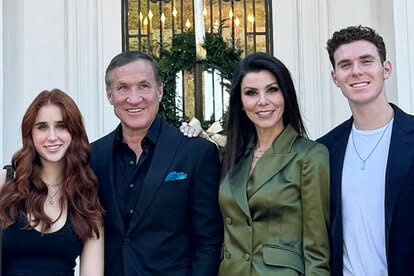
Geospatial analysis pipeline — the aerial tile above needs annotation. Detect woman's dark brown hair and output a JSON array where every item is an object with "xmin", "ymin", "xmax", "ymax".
[
  {"xmin": 222, "ymin": 53, "xmax": 307, "ymax": 176},
  {"xmin": 0, "ymin": 89, "xmax": 104, "ymax": 241}
]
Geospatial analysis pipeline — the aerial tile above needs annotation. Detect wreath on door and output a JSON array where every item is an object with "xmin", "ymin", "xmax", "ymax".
[{"xmin": 157, "ymin": 31, "xmax": 242, "ymax": 126}]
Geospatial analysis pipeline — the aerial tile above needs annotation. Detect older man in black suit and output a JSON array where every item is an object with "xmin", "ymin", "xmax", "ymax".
[{"xmin": 90, "ymin": 51, "xmax": 222, "ymax": 276}]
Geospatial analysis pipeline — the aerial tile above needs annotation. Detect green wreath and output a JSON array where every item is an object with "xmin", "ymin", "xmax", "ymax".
[{"xmin": 157, "ymin": 31, "xmax": 242, "ymax": 127}]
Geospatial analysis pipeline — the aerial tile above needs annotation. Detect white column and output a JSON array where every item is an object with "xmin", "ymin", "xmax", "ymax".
[
  {"xmin": 65, "ymin": 0, "xmax": 103, "ymax": 141},
  {"xmin": 272, "ymin": 0, "xmax": 300, "ymax": 82},
  {"xmin": 65, "ymin": 0, "xmax": 122, "ymax": 142},
  {"xmin": 273, "ymin": 0, "xmax": 333, "ymax": 138},
  {"xmin": 0, "ymin": 0, "xmax": 3, "ymax": 165},
  {"xmin": 65, "ymin": 0, "xmax": 103, "ymax": 142},
  {"xmin": 101, "ymin": 0, "xmax": 123, "ymax": 137},
  {"xmin": 2, "ymin": 0, "xmax": 25, "ymax": 164},
  {"xmin": 296, "ymin": 0, "xmax": 333, "ymax": 138},
  {"xmin": 393, "ymin": 0, "xmax": 414, "ymax": 113}
]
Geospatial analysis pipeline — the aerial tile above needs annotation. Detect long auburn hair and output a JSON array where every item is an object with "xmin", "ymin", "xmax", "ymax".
[
  {"xmin": 222, "ymin": 53, "xmax": 307, "ymax": 176},
  {"xmin": 0, "ymin": 89, "xmax": 104, "ymax": 241}
]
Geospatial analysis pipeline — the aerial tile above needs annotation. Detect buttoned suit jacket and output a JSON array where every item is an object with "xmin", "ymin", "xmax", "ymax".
[
  {"xmin": 90, "ymin": 117, "xmax": 223, "ymax": 276},
  {"xmin": 218, "ymin": 125, "xmax": 330, "ymax": 276},
  {"xmin": 317, "ymin": 104, "xmax": 414, "ymax": 276}
]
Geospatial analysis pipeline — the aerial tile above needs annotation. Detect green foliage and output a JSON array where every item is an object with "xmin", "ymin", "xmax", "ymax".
[{"xmin": 156, "ymin": 31, "xmax": 242, "ymax": 127}]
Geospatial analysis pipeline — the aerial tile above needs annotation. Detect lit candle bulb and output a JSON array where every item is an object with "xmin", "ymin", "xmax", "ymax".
[
  {"xmin": 185, "ymin": 18, "xmax": 191, "ymax": 30},
  {"xmin": 248, "ymin": 13, "xmax": 254, "ymax": 31},
  {"xmin": 235, "ymin": 16, "xmax": 240, "ymax": 38},
  {"xmin": 143, "ymin": 17, "xmax": 148, "ymax": 34},
  {"xmin": 214, "ymin": 19, "xmax": 219, "ymax": 32},
  {"xmin": 139, "ymin": 12, "xmax": 143, "ymax": 34},
  {"xmin": 148, "ymin": 10, "xmax": 153, "ymax": 34},
  {"xmin": 161, "ymin": 13, "xmax": 165, "ymax": 31},
  {"xmin": 173, "ymin": 7, "xmax": 177, "ymax": 17}
]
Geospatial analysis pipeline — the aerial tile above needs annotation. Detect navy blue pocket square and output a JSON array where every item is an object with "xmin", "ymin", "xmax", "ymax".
[{"xmin": 165, "ymin": 171, "xmax": 188, "ymax": 182}]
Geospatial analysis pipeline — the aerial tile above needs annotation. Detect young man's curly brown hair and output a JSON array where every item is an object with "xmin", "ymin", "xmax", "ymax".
[{"xmin": 326, "ymin": 25, "xmax": 386, "ymax": 68}]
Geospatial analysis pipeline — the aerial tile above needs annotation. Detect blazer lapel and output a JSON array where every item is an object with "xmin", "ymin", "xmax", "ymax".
[
  {"xmin": 126, "ymin": 121, "xmax": 182, "ymax": 234},
  {"xmin": 317, "ymin": 118, "xmax": 351, "ymax": 273},
  {"xmin": 248, "ymin": 125, "xmax": 297, "ymax": 197},
  {"xmin": 384, "ymin": 106, "xmax": 414, "ymax": 245},
  {"xmin": 229, "ymin": 153, "xmax": 253, "ymax": 218},
  {"xmin": 328, "ymin": 119, "xmax": 352, "ymax": 231}
]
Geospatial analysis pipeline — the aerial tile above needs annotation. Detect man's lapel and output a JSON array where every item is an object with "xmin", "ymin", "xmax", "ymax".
[
  {"xmin": 384, "ymin": 106, "xmax": 414, "ymax": 243},
  {"xmin": 317, "ymin": 119, "xmax": 351, "ymax": 273},
  {"xmin": 126, "ymin": 121, "xmax": 182, "ymax": 234},
  {"xmin": 323, "ymin": 119, "xmax": 352, "ymax": 235}
]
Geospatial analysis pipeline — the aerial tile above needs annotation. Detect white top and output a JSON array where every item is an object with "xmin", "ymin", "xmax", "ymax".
[{"xmin": 342, "ymin": 119, "xmax": 393, "ymax": 276}]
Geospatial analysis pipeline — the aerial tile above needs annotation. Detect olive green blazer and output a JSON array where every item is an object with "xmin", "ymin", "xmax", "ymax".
[{"xmin": 218, "ymin": 125, "xmax": 330, "ymax": 276}]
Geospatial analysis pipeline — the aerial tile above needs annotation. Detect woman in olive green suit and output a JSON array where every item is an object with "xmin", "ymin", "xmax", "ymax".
[{"xmin": 219, "ymin": 53, "xmax": 329, "ymax": 276}]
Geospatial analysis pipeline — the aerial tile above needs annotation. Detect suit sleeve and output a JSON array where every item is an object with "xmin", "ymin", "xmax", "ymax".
[
  {"xmin": 301, "ymin": 143, "xmax": 330, "ymax": 275},
  {"xmin": 190, "ymin": 141, "xmax": 223, "ymax": 276}
]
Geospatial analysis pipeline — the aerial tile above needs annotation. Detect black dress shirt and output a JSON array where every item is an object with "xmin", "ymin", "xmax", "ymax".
[{"xmin": 112, "ymin": 116, "xmax": 161, "ymax": 228}]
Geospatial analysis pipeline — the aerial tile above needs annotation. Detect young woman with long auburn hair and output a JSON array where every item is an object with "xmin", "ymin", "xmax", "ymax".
[{"xmin": 0, "ymin": 89, "xmax": 104, "ymax": 276}]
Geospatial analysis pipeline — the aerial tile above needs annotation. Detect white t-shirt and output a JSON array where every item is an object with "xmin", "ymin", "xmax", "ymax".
[{"xmin": 342, "ymin": 119, "xmax": 393, "ymax": 276}]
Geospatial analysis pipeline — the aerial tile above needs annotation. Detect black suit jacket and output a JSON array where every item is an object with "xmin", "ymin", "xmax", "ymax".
[
  {"xmin": 318, "ymin": 104, "xmax": 414, "ymax": 276},
  {"xmin": 90, "ymin": 118, "xmax": 223, "ymax": 276}
]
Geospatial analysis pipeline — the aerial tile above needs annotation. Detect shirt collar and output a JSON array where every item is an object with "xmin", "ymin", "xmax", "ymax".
[{"xmin": 114, "ymin": 115, "xmax": 161, "ymax": 146}]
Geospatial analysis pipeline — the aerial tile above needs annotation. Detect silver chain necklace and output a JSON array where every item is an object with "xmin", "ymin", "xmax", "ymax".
[
  {"xmin": 351, "ymin": 121, "xmax": 391, "ymax": 170},
  {"xmin": 47, "ymin": 187, "xmax": 61, "ymax": 205}
]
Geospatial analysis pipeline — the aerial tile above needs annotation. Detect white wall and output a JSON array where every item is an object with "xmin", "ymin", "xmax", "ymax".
[
  {"xmin": 3, "ymin": 0, "xmax": 66, "ymax": 163},
  {"xmin": 273, "ymin": 0, "xmax": 398, "ymax": 138},
  {"xmin": 393, "ymin": 0, "xmax": 414, "ymax": 112},
  {"xmin": 2, "ymin": 0, "xmax": 414, "ymax": 158},
  {"xmin": 0, "ymin": 0, "xmax": 4, "ymax": 166},
  {"xmin": 1, "ymin": 0, "xmax": 122, "ymax": 164},
  {"xmin": 64, "ymin": 0, "xmax": 122, "ymax": 141}
]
